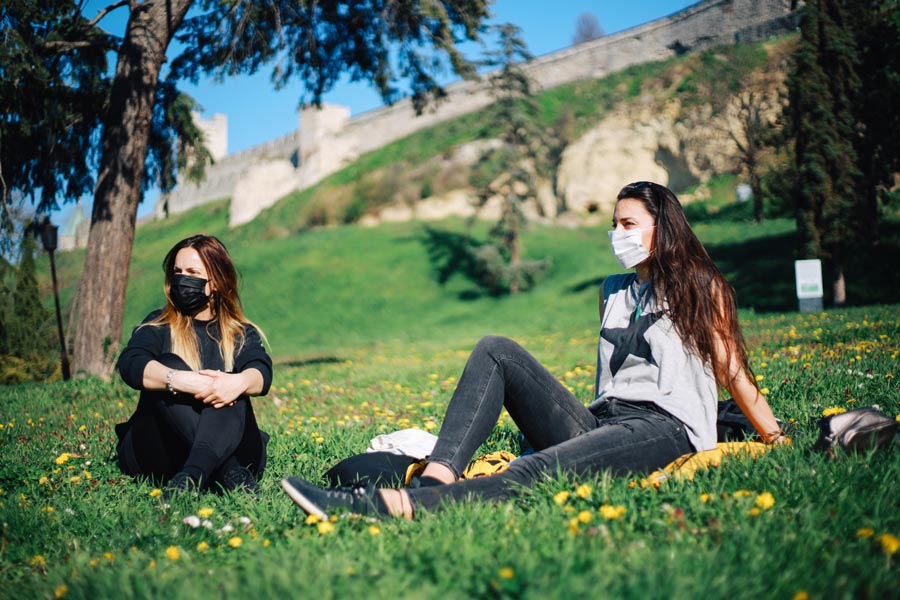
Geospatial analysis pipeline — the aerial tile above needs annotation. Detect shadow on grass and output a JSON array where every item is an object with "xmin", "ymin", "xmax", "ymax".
[
  {"xmin": 569, "ymin": 277, "xmax": 604, "ymax": 293},
  {"xmin": 418, "ymin": 226, "xmax": 485, "ymax": 301},
  {"xmin": 705, "ymin": 229, "xmax": 799, "ymax": 312},
  {"xmin": 275, "ymin": 356, "xmax": 346, "ymax": 368},
  {"xmin": 709, "ymin": 220, "xmax": 900, "ymax": 311}
]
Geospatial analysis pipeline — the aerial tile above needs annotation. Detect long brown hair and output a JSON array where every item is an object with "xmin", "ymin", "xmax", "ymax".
[
  {"xmin": 145, "ymin": 234, "xmax": 263, "ymax": 371},
  {"xmin": 616, "ymin": 182, "xmax": 752, "ymax": 384}
]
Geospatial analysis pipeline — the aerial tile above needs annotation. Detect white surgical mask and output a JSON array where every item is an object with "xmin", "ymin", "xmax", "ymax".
[{"xmin": 608, "ymin": 228, "xmax": 653, "ymax": 269}]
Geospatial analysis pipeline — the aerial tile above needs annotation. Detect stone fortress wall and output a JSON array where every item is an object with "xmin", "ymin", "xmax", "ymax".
[{"xmin": 155, "ymin": 0, "xmax": 800, "ymax": 227}]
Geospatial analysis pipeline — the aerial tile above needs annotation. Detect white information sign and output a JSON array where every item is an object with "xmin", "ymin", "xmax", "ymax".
[{"xmin": 795, "ymin": 259, "xmax": 824, "ymax": 299}]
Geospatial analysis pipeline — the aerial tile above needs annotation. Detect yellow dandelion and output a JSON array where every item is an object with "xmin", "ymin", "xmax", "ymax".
[
  {"xmin": 568, "ymin": 517, "xmax": 580, "ymax": 535},
  {"xmin": 877, "ymin": 533, "xmax": 900, "ymax": 555},
  {"xmin": 700, "ymin": 493, "xmax": 712, "ymax": 503},
  {"xmin": 578, "ymin": 510, "xmax": 592, "ymax": 524},
  {"xmin": 29, "ymin": 555, "xmax": 47, "ymax": 568},
  {"xmin": 792, "ymin": 591, "xmax": 809, "ymax": 600},
  {"xmin": 822, "ymin": 407, "xmax": 847, "ymax": 417},
  {"xmin": 262, "ymin": 539, "xmax": 270, "ymax": 547},
  {"xmin": 54, "ymin": 584, "xmax": 68, "ymax": 598},
  {"xmin": 165, "ymin": 546, "xmax": 180, "ymax": 561},
  {"xmin": 755, "ymin": 374, "xmax": 764, "ymax": 382},
  {"xmin": 599, "ymin": 505, "xmax": 626, "ymax": 520},
  {"xmin": 733, "ymin": 490, "xmax": 751, "ymax": 498},
  {"xmin": 755, "ymin": 492, "xmax": 775, "ymax": 510},
  {"xmin": 68, "ymin": 476, "xmax": 81, "ymax": 485},
  {"xmin": 149, "ymin": 488, "xmax": 162, "ymax": 498},
  {"xmin": 88, "ymin": 557, "xmax": 100, "ymax": 568},
  {"xmin": 39, "ymin": 476, "xmax": 49, "ymax": 485},
  {"xmin": 196, "ymin": 541, "xmax": 209, "ymax": 552},
  {"xmin": 228, "ymin": 536, "xmax": 243, "ymax": 548},
  {"xmin": 857, "ymin": 527, "xmax": 875, "ymax": 538},
  {"xmin": 499, "ymin": 567, "xmax": 515, "ymax": 580},
  {"xmin": 749, "ymin": 507, "xmax": 761, "ymax": 517},
  {"xmin": 575, "ymin": 484, "xmax": 592, "ymax": 499},
  {"xmin": 553, "ymin": 491, "xmax": 570, "ymax": 505},
  {"xmin": 103, "ymin": 552, "xmax": 114, "ymax": 561},
  {"xmin": 317, "ymin": 521, "xmax": 335, "ymax": 535},
  {"xmin": 305, "ymin": 514, "xmax": 321, "ymax": 525},
  {"xmin": 760, "ymin": 388, "xmax": 770, "ymax": 395},
  {"xmin": 197, "ymin": 507, "xmax": 214, "ymax": 518},
  {"xmin": 54, "ymin": 453, "xmax": 71, "ymax": 465},
  {"xmin": 368, "ymin": 525, "xmax": 381, "ymax": 536}
]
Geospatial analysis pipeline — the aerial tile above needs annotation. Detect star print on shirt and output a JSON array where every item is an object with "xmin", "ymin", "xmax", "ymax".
[{"xmin": 600, "ymin": 312, "xmax": 661, "ymax": 376}]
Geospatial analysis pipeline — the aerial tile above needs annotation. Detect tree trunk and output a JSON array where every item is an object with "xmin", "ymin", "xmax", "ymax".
[
  {"xmin": 72, "ymin": 0, "xmax": 193, "ymax": 378},
  {"xmin": 832, "ymin": 261, "xmax": 846, "ymax": 307},
  {"xmin": 750, "ymin": 171, "xmax": 763, "ymax": 223}
]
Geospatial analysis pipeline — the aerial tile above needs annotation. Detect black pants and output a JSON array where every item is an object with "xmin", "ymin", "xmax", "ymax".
[
  {"xmin": 408, "ymin": 336, "xmax": 692, "ymax": 512},
  {"xmin": 115, "ymin": 354, "xmax": 268, "ymax": 484}
]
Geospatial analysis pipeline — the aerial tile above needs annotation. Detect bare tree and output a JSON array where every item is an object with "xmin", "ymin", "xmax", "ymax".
[
  {"xmin": 729, "ymin": 90, "xmax": 775, "ymax": 223},
  {"xmin": 572, "ymin": 13, "xmax": 604, "ymax": 45}
]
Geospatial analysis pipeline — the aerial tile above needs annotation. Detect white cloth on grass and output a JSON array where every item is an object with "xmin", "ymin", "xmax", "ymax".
[{"xmin": 367, "ymin": 428, "xmax": 438, "ymax": 459}]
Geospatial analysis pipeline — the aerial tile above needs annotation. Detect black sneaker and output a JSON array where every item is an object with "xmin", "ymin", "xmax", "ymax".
[
  {"xmin": 281, "ymin": 477, "xmax": 385, "ymax": 519},
  {"xmin": 163, "ymin": 470, "xmax": 202, "ymax": 501},
  {"xmin": 219, "ymin": 466, "xmax": 259, "ymax": 494}
]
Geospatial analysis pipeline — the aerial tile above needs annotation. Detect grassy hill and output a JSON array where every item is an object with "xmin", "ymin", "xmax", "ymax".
[{"xmin": 49, "ymin": 197, "xmax": 900, "ymax": 364}]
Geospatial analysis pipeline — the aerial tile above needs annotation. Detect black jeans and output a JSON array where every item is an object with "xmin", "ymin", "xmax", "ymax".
[
  {"xmin": 115, "ymin": 354, "xmax": 267, "ymax": 484},
  {"xmin": 407, "ymin": 336, "xmax": 692, "ymax": 512}
]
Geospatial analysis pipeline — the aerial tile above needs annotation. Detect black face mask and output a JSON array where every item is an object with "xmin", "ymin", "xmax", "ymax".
[{"xmin": 170, "ymin": 275, "xmax": 211, "ymax": 316}]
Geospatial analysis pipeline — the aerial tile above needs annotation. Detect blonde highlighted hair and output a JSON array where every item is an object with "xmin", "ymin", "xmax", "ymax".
[{"xmin": 144, "ymin": 235, "xmax": 265, "ymax": 371}]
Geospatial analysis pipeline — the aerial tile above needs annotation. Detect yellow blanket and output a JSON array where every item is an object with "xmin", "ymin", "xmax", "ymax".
[
  {"xmin": 404, "ymin": 443, "xmax": 772, "ymax": 488},
  {"xmin": 637, "ymin": 441, "xmax": 771, "ymax": 488}
]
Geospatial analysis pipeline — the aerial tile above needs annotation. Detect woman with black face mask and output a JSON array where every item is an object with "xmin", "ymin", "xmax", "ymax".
[{"xmin": 114, "ymin": 235, "xmax": 272, "ymax": 498}]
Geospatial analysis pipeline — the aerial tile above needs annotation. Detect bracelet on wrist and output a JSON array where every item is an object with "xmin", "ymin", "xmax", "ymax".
[
  {"xmin": 165, "ymin": 369, "xmax": 178, "ymax": 395},
  {"xmin": 762, "ymin": 429, "xmax": 784, "ymax": 444}
]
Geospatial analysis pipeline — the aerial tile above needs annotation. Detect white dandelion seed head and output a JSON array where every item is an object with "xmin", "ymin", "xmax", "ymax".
[{"xmin": 182, "ymin": 515, "xmax": 201, "ymax": 528}]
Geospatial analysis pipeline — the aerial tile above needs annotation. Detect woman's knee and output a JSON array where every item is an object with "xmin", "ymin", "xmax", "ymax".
[
  {"xmin": 502, "ymin": 453, "xmax": 553, "ymax": 485},
  {"xmin": 473, "ymin": 335, "xmax": 523, "ymax": 360}
]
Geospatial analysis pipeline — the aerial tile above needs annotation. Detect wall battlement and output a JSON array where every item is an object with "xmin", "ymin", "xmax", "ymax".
[{"xmin": 155, "ymin": 0, "xmax": 800, "ymax": 226}]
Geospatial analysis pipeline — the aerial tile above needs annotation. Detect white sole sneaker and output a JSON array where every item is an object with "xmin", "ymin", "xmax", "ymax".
[{"xmin": 281, "ymin": 477, "xmax": 328, "ymax": 520}]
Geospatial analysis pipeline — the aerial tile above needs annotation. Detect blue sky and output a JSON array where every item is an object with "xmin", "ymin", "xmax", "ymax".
[{"xmin": 68, "ymin": 0, "xmax": 697, "ymax": 221}]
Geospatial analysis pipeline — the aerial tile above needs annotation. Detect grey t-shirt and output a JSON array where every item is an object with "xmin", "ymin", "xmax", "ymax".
[{"xmin": 589, "ymin": 273, "xmax": 718, "ymax": 451}]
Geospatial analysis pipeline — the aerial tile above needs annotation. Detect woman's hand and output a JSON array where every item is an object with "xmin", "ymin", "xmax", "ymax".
[
  {"xmin": 172, "ymin": 370, "xmax": 216, "ymax": 396},
  {"xmin": 194, "ymin": 369, "xmax": 264, "ymax": 408},
  {"xmin": 194, "ymin": 370, "xmax": 246, "ymax": 408}
]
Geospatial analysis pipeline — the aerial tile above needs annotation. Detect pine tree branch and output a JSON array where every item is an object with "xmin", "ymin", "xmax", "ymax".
[{"xmin": 85, "ymin": 0, "xmax": 130, "ymax": 29}]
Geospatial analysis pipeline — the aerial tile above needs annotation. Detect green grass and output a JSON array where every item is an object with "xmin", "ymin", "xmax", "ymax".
[
  {"xmin": 1, "ymin": 302, "xmax": 899, "ymax": 599},
  {"xmin": 12, "ymin": 206, "xmax": 900, "ymax": 600}
]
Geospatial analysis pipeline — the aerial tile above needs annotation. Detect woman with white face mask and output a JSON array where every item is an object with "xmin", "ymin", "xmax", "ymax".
[{"xmin": 282, "ymin": 182, "xmax": 785, "ymax": 521}]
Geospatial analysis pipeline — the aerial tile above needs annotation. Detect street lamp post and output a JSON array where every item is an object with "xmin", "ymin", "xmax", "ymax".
[{"xmin": 35, "ymin": 216, "xmax": 71, "ymax": 381}]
